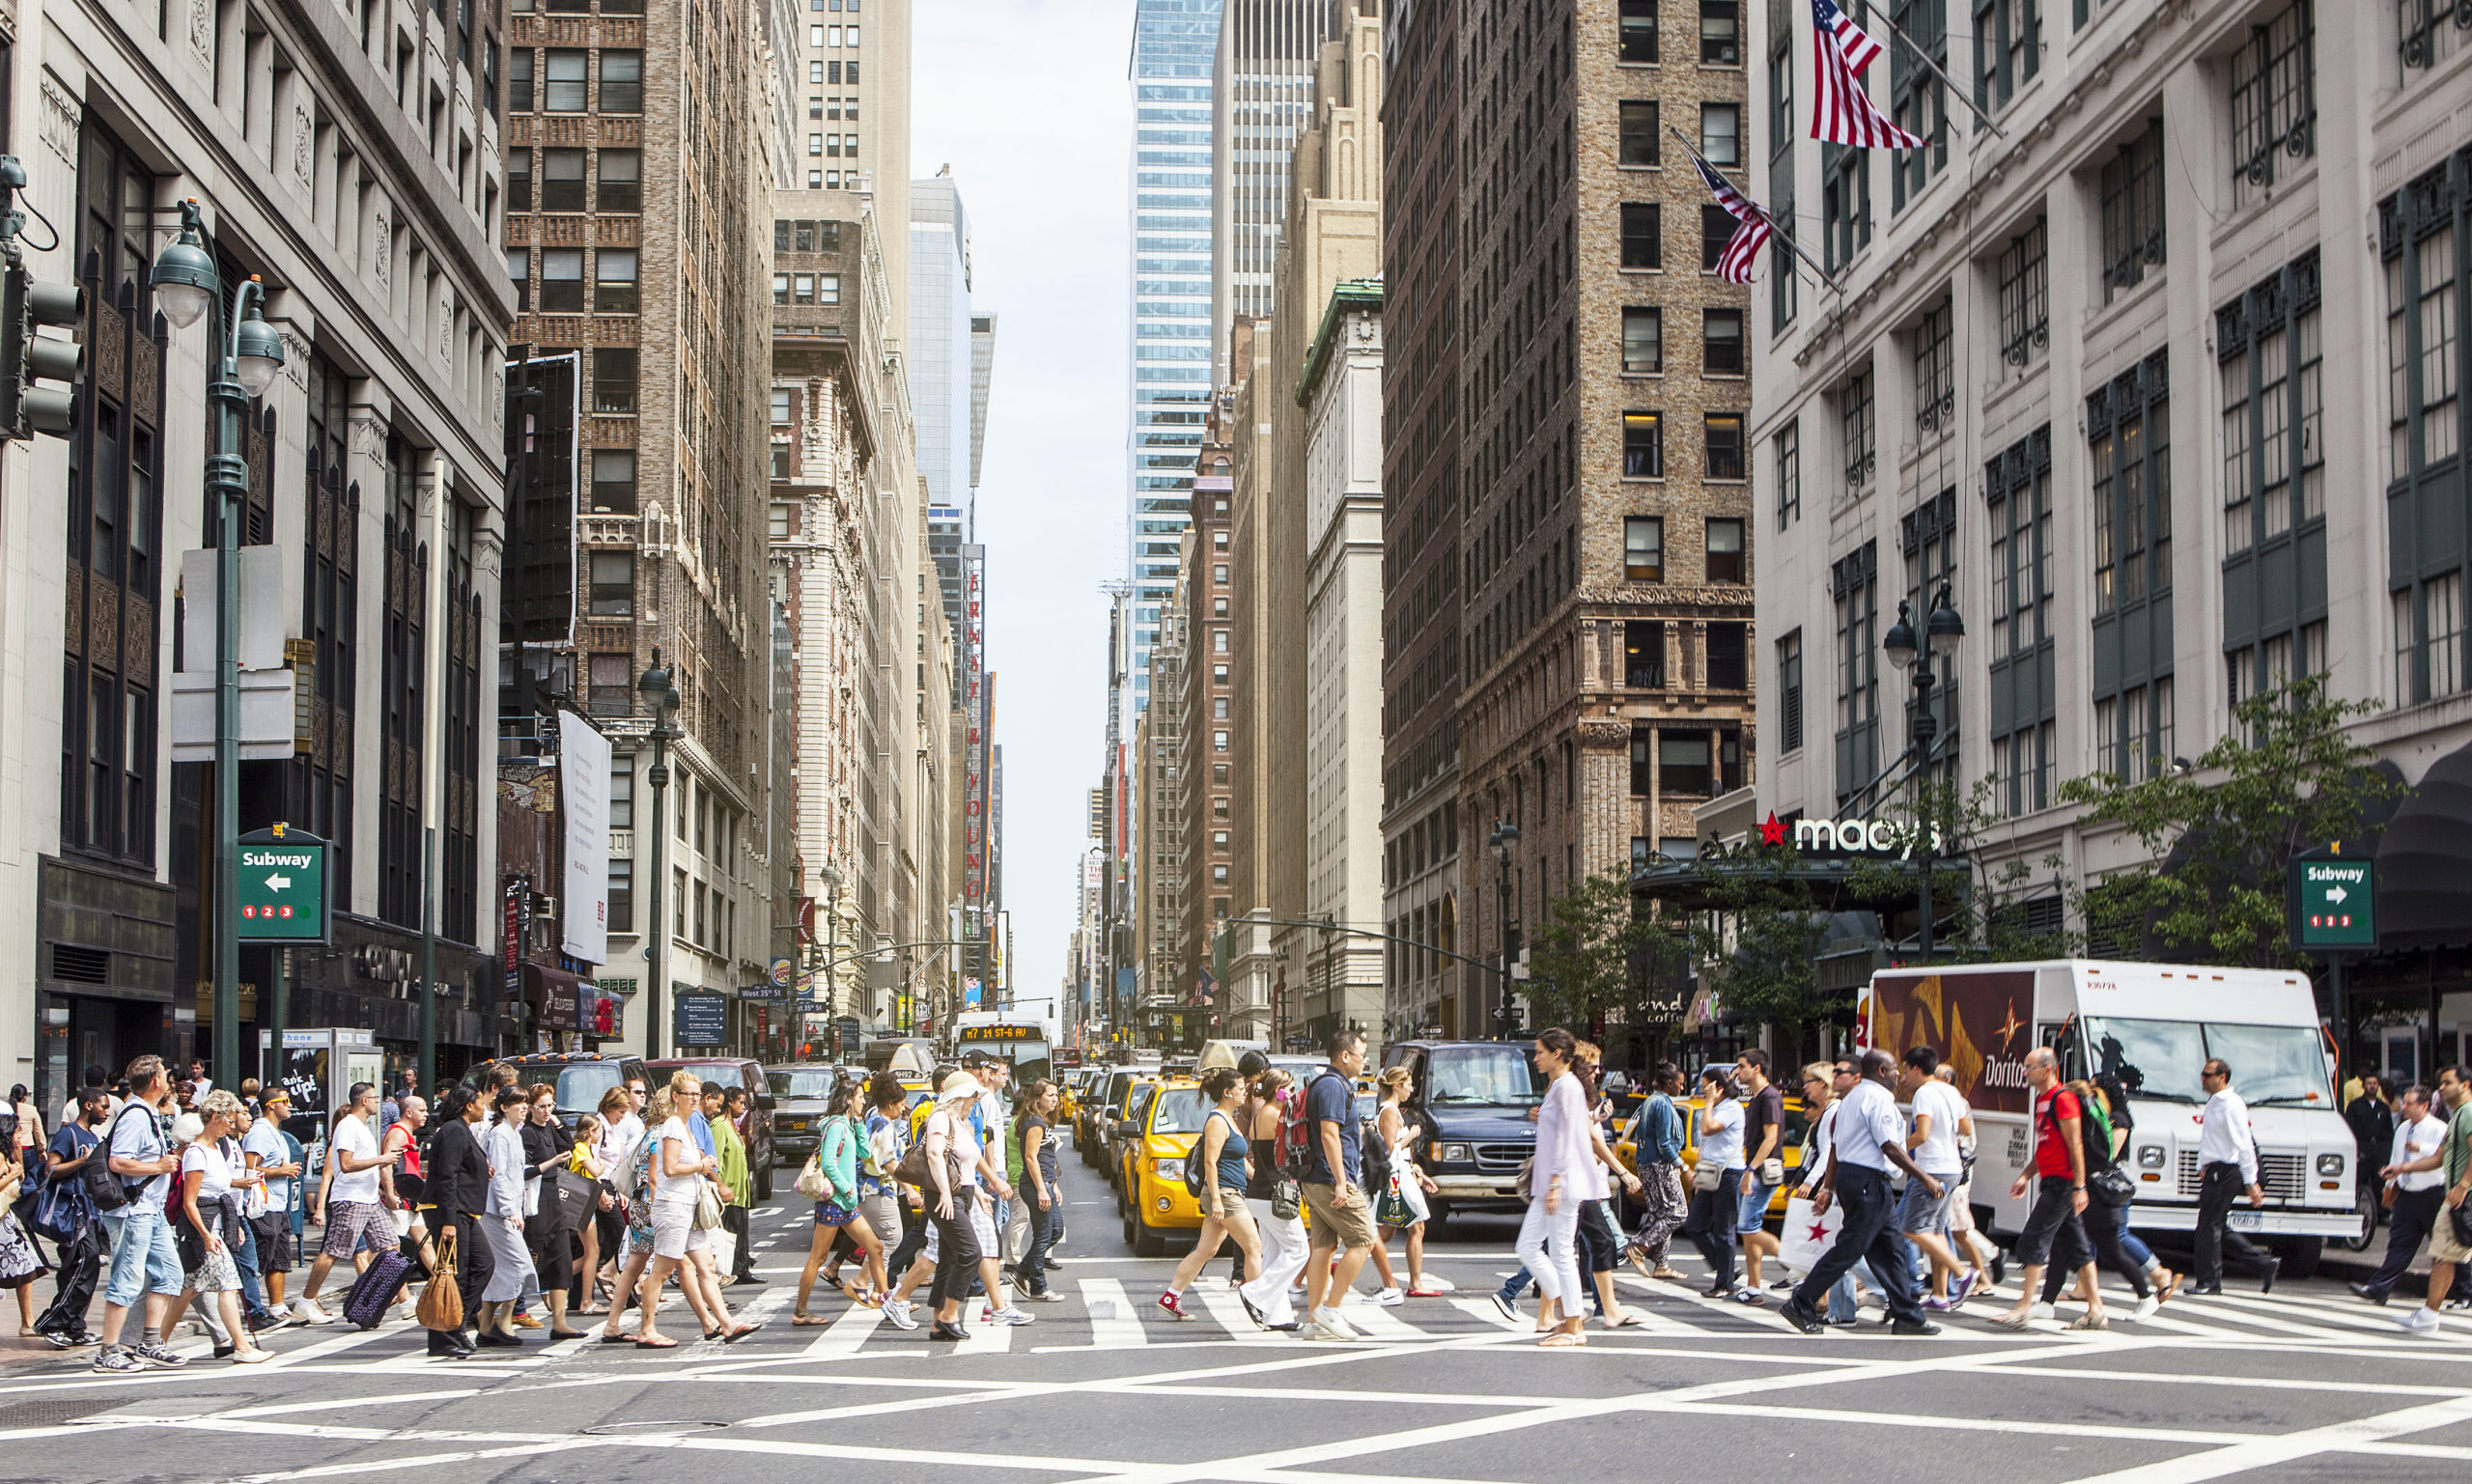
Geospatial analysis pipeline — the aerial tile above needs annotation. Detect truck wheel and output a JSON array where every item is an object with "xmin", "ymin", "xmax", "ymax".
[
  {"xmin": 2339, "ymin": 1186, "xmax": 2379, "ymax": 1253},
  {"xmin": 2273, "ymin": 1236, "xmax": 2323, "ymax": 1281},
  {"xmin": 1424, "ymin": 1199, "xmax": 1449, "ymax": 1236}
]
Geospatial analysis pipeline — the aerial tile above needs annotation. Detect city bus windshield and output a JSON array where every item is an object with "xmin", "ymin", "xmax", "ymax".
[{"xmin": 2084, "ymin": 1018, "xmax": 2333, "ymax": 1107}]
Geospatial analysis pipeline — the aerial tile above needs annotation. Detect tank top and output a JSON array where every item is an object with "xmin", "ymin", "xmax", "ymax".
[
  {"xmin": 1211, "ymin": 1109, "xmax": 1250, "ymax": 1192},
  {"xmin": 389, "ymin": 1121, "xmax": 424, "ymax": 1178},
  {"xmin": 1244, "ymin": 1102, "xmax": 1283, "ymax": 1200}
]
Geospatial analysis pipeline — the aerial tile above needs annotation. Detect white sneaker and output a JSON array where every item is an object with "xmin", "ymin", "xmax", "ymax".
[
  {"xmin": 1314, "ymin": 1304, "xmax": 1361, "ymax": 1339},
  {"xmin": 2128, "ymin": 1296, "xmax": 2159, "ymax": 1323},
  {"xmin": 1371, "ymin": 1287, "xmax": 1406, "ymax": 1307},
  {"xmin": 292, "ymin": 1300, "xmax": 334, "ymax": 1327},
  {"xmin": 880, "ymin": 1299, "xmax": 918, "ymax": 1331},
  {"xmin": 2398, "ymin": 1305, "xmax": 2442, "ymax": 1333},
  {"xmin": 1300, "ymin": 1322, "xmax": 1352, "ymax": 1342},
  {"xmin": 2029, "ymin": 1302, "xmax": 2056, "ymax": 1322}
]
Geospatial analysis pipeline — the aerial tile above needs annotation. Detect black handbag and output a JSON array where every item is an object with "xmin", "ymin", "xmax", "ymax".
[
  {"xmin": 2087, "ymin": 1164, "xmax": 2137, "ymax": 1208},
  {"xmin": 2451, "ymin": 1199, "xmax": 2472, "ymax": 1249}
]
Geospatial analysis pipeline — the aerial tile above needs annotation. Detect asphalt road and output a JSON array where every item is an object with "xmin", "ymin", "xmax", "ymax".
[{"xmin": 5, "ymin": 1137, "xmax": 2471, "ymax": 1484}]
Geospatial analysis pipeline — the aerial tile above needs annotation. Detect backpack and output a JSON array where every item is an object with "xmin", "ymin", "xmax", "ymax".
[
  {"xmin": 82, "ymin": 1104, "xmax": 154, "ymax": 1215},
  {"xmin": 1182, "ymin": 1110, "xmax": 1227, "ymax": 1200}
]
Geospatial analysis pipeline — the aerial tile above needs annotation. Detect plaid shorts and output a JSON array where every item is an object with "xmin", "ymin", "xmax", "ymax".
[{"xmin": 319, "ymin": 1199, "xmax": 390, "ymax": 1259}]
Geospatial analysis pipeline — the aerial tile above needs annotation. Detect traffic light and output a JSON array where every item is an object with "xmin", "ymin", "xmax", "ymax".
[{"xmin": 0, "ymin": 256, "xmax": 81, "ymax": 440}]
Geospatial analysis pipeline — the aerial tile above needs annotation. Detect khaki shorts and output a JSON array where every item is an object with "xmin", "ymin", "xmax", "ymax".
[
  {"xmin": 2434, "ymin": 1204, "xmax": 2472, "ymax": 1266},
  {"xmin": 1302, "ymin": 1181, "xmax": 1376, "ymax": 1249},
  {"xmin": 1205, "ymin": 1184, "xmax": 1251, "ymax": 1223}
]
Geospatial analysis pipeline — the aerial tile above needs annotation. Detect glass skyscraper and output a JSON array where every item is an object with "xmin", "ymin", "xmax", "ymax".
[{"xmin": 1128, "ymin": 0, "xmax": 1224, "ymax": 710}]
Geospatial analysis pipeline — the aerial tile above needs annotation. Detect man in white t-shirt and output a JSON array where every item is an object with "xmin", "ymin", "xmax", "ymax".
[
  {"xmin": 293, "ymin": 1082, "xmax": 389, "ymax": 1324},
  {"xmin": 240, "ymin": 1089, "xmax": 302, "ymax": 1315},
  {"xmin": 1896, "ymin": 1046, "xmax": 1972, "ymax": 1302}
]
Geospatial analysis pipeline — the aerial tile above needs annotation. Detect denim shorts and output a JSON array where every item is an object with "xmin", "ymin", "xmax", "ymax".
[
  {"xmin": 1734, "ymin": 1176, "xmax": 1777, "ymax": 1234},
  {"xmin": 101, "ymin": 1205, "xmax": 185, "ymax": 1307}
]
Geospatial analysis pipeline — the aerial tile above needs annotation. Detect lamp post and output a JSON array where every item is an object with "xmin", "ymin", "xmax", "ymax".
[
  {"xmin": 1489, "ymin": 820, "xmax": 1521, "ymax": 1034},
  {"xmin": 637, "ymin": 652, "xmax": 682, "ymax": 1058},
  {"xmin": 151, "ymin": 200, "xmax": 286, "ymax": 1088},
  {"xmin": 1882, "ymin": 584, "xmax": 1966, "ymax": 959}
]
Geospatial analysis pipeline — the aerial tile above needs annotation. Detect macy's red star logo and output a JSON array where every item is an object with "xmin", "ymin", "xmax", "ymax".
[
  {"xmin": 1804, "ymin": 1219, "xmax": 1829, "ymax": 1243},
  {"xmin": 1761, "ymin": 812, "xmax": 1787, "ymax": 846}
]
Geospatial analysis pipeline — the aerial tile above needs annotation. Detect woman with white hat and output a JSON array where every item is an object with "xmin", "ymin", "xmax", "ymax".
[{"xmin": 921, "ymin": 1072, "xmax": 991, "ymax": 1342}]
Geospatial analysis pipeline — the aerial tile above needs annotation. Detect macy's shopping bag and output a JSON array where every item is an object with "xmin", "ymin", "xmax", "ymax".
[{"xmin": 1777, "ymin": 1195, "xmax": 1843, "ymax": 1276}]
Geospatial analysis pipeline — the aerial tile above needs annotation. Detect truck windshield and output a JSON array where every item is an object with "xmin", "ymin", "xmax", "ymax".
[
  {"xmin": 556, "ymin": 1064, "xmax": 623, "ymax": 1113},
  {"xmin": 2085, "ymin": 1018, "xmax": 2332, "ymax": 1107},
  {"xmin": 1426, "ymin": 1046, "xmax": 1545, "ymax": 1106},
  {"xmin": 769, "ymin": 1069, "xmax": 838, "ymax": 1099}
]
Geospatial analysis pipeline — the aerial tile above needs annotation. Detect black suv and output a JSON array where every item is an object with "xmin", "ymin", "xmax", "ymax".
[
  {"xmin": 1379, "ymin": 1039, "xmax": 1544, "ymax": 1229},
  {"xmin": 464, "ymin": 1052, "xmax": 650, "ymax": 1134},
  {"xmin": 647, "ymin": 1056, "xmax": 778, "ymax": 1199}
]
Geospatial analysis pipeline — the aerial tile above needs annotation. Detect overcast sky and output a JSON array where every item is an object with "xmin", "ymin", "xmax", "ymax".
[{"xmin": 913, "ymin": 1, "xmax": 1135, "ymax": 1015}]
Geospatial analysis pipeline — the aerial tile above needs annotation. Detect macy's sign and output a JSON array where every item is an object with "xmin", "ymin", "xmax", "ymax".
[{"xmin": 1766, "ymin": 811, "xmax": 1946, "ymax": 859}]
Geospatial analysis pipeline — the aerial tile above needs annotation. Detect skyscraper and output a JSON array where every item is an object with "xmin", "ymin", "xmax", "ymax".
[
  {"xmin": 1212, "ymin": 1, "xmax": 1342, "ymax": 378},
  {"xmin": 1128, "ymin": 0, "xmax": 1226, "ymax": 711}
]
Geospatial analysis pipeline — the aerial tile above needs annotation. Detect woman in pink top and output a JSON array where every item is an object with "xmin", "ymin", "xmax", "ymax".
[{"xmin": 1515, "ymin": 1028, "xmax": 1591, "ymax": 1347}]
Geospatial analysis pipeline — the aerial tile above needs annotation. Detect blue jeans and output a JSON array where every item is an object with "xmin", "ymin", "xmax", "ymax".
[
  {"xmin": 1020, "ymin": 1194, "xmax": 1059, "ymax": 1295},
  {"xmin": 231, "ymin": 1218, "xmax": 277, "ymax": 1323},
  {"xmin": 100, "ymin": 1205, "xmax": 183, "ymax": 1309}
]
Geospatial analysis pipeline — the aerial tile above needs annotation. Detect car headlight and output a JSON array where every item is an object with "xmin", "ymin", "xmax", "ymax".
[
  {"xmin": 2136, "ymin": 1145, "xmax": 2167, "ymax": 1169},
  {"xmin": 1154, "ymin": 1158, "xmax": 1185, "ymax": 1184},
  {"xmin": 1434, "ymin": 1142, "xmax": 1471, "ymax": 1162},
  {"xmin": 2317, "ymin": 1153, "xmax": 2345, "ymax": 1177}
]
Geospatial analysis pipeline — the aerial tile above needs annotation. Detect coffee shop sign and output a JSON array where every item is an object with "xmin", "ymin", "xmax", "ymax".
[{"xmin": 1760, "ymin": 810, "xmax": 1947, "ymax": 859}]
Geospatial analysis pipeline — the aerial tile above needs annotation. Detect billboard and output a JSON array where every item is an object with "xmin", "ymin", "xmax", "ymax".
[{"xmin": 1863, "ymin": 969, "xmax": 2036, "ymax": 1115}]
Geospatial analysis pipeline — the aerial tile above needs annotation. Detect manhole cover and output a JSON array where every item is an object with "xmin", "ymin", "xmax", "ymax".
[
  {"xmin": 577, "ymin": 1419, "xmax": 733, "ymax": 1437},
  {"xmin": 0, "ymin": 1397, "xmax": 132, "ymax": 1431}
]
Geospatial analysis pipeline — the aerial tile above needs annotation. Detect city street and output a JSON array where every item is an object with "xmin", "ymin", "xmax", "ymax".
[{"xmin": 5, "ymin": 1151, "xmax": 2471, "ymax": 1484}]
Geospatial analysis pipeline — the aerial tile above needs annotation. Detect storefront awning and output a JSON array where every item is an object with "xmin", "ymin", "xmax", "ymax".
[{"xmin": 2378, "ymin": 749, "xmax": 2472, "ymax": 951}]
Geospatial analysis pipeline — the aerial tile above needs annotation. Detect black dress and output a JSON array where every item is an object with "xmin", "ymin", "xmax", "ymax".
[{"xmin": 520, "ymin": 1120, "xmax": 575, "ymax": 1297}]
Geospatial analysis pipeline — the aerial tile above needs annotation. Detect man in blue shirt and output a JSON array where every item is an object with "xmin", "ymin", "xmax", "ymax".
[{"xmin": 1299, "ymin": 1030, "xmax": 1374, "ymax": 1341}]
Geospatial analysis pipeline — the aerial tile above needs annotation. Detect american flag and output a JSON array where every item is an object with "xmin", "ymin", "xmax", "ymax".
[
  {"xmin": 1692, "ymin": 150, "xmax": 1774, "ymax": 286},
  {"xmin": 1812, "ymin": 0, "xmax": 1924, "ymax": 149}
]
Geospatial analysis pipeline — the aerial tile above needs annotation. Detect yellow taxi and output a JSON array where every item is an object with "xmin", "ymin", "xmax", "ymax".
[
  {"xmin": 1115, "ymin": 1077, "xmax": 1212, "ymax": 1254},
  {"xmin": 1056, "ymin": 1073, "xmax": 1082, "ymax": 1126},
  {"xmin": 1613, "ymin": 1092, "xmax": 1810, "ymax": 1222}
]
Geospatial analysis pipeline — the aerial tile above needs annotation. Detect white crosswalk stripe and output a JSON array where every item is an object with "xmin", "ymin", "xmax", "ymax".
[{"xmin": 1076, "ymin": 1276, "xmax": 1150, "ymax": 1348}]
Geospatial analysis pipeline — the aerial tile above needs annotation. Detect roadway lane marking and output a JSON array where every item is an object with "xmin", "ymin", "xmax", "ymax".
[
  {"xmin": 1334, "ymin": 1300, "xmax": 1427, "ymax": 1342},
  {"xmin": 801, "ymin": 1302, "xmax": 883, "ymax": 1356},
  {"xmin": 2044, "ymin": 1390, "xmax": 2472, "ymax": 1484},
  {"xmin": 1194, "ymin": 1286, "xmax": 1283, "ymax": 1343},
  {"xmin": 1078, "ymin": 1277, "xmax": 1151, "ymax": 1347}
]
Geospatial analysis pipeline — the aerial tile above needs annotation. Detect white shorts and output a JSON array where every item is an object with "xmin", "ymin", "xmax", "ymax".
[{"xmin": 651, "ymin": 1202, "xmax": 709, "ymax": 1261}]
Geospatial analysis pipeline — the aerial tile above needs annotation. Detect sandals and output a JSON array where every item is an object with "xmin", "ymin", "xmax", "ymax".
[
  {"xmin": 721, "ymin": 1322, "xmax": 763, "ymax": 1344},
  {"xmin": 1988, "ymin": 1310, "xmax": 2034, "ymax": 1330},
  {"xmin": 792, "ymin": 1311, "xmax": 829, "ymax": 1327},
  {"xmin": 1537, "ymin": 1331, "xmax": 1587, "ymax": 1347},
  {"xmin": 1600, "ymin": 1313, "xmax": 1644, "ymax": 1330},
  {"xmin": 598, "ymin": 1331, "xmax": 633, "ymax": 1344},
  {"xmin": 2066, "ymin": 1311, "xmax": 2109, "ymax": 1331},
  {"xmin": 633, "ymin": 1335, "xmax": 678, "ymax": 1349},
  {"xmin": 1651, "ymin": 1267, "xmax": 1684, "ymax": 1281}
]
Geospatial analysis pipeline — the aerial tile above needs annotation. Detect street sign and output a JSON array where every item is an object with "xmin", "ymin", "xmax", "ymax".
[
  {"xmin": 675, "ymin": 992, "xmax": 728, "ymax": 1048},
  {"xmin": 237, "ymin": 827, "xmax": 329, "ymax": 943},
  {"xmin": 2294, "ymin": 856, "xmax": 2375, "ymax": 948}
]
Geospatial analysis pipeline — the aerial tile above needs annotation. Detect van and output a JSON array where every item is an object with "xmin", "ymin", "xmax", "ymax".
[
  {"xmin": 1860, "ymin": 960, "xmax": 2360, "ymax": 1274},
  {"xmin": 1378, "ymin": 1039, "xmax": 1543, "ymax": 1228}
]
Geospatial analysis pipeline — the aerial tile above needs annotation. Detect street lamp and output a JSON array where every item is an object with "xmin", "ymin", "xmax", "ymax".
[
  {"xmin": 1883, "ymin": 583, "xmax": 1965, "ymax": 958},
  {"xmin": 637, "ymin": 653, "xmax": 682, "ymax": 1058},
  {"xmin": 152, "ymin": 199, "xmax": 285, "ymax": 1089},
  {"xmin": 1489, "ymin": 820, "xmax": 1521, "ymax": 1034}
]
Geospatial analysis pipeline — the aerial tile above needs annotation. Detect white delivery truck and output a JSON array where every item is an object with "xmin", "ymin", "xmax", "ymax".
[{"xmin": 1860, "ymin": 960, "xmax": 2362, "ymax": 1275}]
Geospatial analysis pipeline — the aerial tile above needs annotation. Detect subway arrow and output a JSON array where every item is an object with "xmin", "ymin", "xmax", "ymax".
[
  {"xmin": 2325, "ymin": 885, "xmax": 2347, "ymax": 904},
  {"xmin": 265, "ymin": 874, "xmax": 293, "ymax": 891}
]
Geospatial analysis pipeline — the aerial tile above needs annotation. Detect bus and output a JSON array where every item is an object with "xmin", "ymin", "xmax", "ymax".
[{"xmin": 949, "ymin": 1013, "xmax": 1053, "ymax": 1086}]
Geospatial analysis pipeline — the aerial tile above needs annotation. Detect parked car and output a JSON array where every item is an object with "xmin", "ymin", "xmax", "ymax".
[
  {"xmin": 1114, "ymin": 1077, "xmax": 1208, "ymax": 1255},
  {"xmin": 1377, "ymin": 1039, "xmax": 1543, "ymax": 1230},
  {"xmin": 766, "ymin": 1063, "xmax": 847, "ymax": 1168},
  {"xmin": 463, "ymin": 1052, "xmax": 648, "ymax": 1136},
  {"xmin": 1079, "ymin": 1066, "xmax": 1150, "ymax": 1164},
  {"xmin": 646, "ymin": 1056, "xmax": 778, "ymax": 1198}
]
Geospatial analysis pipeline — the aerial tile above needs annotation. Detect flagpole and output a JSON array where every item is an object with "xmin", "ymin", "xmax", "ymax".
[
  {"xmin": 1865, "ymin": 11, "xmax": 2007, "ymax": 138},
  {"xmin": 1672, "ymin": 127, "xmax": 1842, "ymax": 294}
]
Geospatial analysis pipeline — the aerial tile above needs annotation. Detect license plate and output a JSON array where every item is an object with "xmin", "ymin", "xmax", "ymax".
[{"xmin": 2228, "ymin": 1211, "xmax": 2265, "ymax": 1232}]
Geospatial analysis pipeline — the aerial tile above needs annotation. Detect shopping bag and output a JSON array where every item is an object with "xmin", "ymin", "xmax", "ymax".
[
  {"xmin": 1778, "ymin": 1195, "xmax": 1842, "ymax": 1276},
  {"xmin": 708, "ymin": 1225, "xmax": 737, "ymax": 1275}
]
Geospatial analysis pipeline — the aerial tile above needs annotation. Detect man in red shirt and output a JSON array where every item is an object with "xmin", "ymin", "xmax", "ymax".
[{"xmin": 1989, "ymin": 1047, "xmax": 2107, "ymax": 1330}]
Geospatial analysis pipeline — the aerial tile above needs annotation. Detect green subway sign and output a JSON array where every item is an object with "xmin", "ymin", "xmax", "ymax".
[
  {"xmin": 237, "ymin": 827, "xmax": 330, "ymax": 944},
  {"xmin": 2293, "ymin": 858, "xmax": 2374, "ymax": 949}
]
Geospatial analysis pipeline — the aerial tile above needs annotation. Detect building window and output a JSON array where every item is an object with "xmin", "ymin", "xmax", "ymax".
[
  {"xmin": 1700, "ymin": 103, "xmax": 1739, "ymax": 166},
  {"xmin": 1622, "ymin": 307, "xmax": 1663, "ymax": 374},
  {"xmin": 607, "ymin": 858, "xmax": 633, "ymax": 934},
  {"xmin": 506, "ymin": 248, "xmax": 530, "ymax": 311},
  {"xmin": 1841, "ymin": 366, "xmax": 1875, "ymax": 497},
  {"xmin": 544, "ymin": 49, "xmax": 587, "ymax": 110},
  {"xmin": 1704, "ymin": 416, "xmax": 1745, "ymax": 481},
  {"xmin": 1622, "ymin": 413, "xmax": 1664, "ymax": 478},
  {"xmin": 1626, "ymin": 621, "xmax": 1667, "ymax": 686},
  {"xmin": 600, "ymin": 50, "xmax": 643, "ymax": 112},
  {"xmin": 1889, "ymin": 0, "xmax": 1948, "ymax": 210},
  {"xmin": 2402, "ymin": 0, "xmax": 2471, "ymax": 72},
  {"xmin": 1702, "ymin": 307, "xmax": 1742, "ymax": 373},
  {"xmin": 1706, "ymin": 517, "xmax": 1745, "ymax": 579},
  {"xmin": 1833, "ymin": 542, "xmax": 1880, "ymax": 804},
  {"xmin": 589, "ymin": 551, "xmax": 634, "ymax": 615},
  {"xmin": 538, "ymin": 248, "xmax": 583, "ymax": 311},
  {"xmin": 1778, "ymin": 630, "xmax": 1804, "ymax": 752},
  {"xmin": 510, "ymin": 48, "xmax": 535, "ymax": 110},
  {"xmin": 2099, "ymin": 119, "xmax": 2166, "ymax": 303},
  {"xmin": 1770, "ymin": 164, "xmax": 1798, "ymax": 329},
  {"xmin": 1913, "ymin": 299, "xmax": 1953, "ymax": 438},
  {"xmin": 1700, "ymin": 205, "xmax": 1738, "ymax": 272},
  {"xmin": 598, "ymin": 149, "xmax": 641, "ymax": 210},
  {"xmin": 1997, "ymin": 216, "xmax": 2049, "ymax": 367},
  {"xmin": 1699, "ymin": 0, "xmax": 1739, "ymax": 64},
  {"xmin": 542, "ymin": 148, "xmax": 586, "ymax": 210},
  {"xmin": 771, "ymin": 388, "xmax": 792, "ymax": 427},
  {"xmin": 818, "ymin": 274, "xmax": 841, "ymax": 305},
  {"xmin": 1625, "ymin": 516, "xmax": 1664, "ymax": 580},
  {"xmin": 1629, "ymin": 731, "xmax": 1652, "ymax": 796},
  {"xmin": 595, "ymin": 348, "xmax": 637, "ymax": 413},
  {"xmin": 1987, "ymin": 428, "xmax": 2055, "ymax": 815},
  {"xmin": 507, "ymin": 150, "xmax": 532, "ymax": 210},
  {"xmin": 595, "ymin": 249, "xmax": 638, "ymax": 312},
  {"xmin": 1769, "ymin": 19, "xmax": 1794, "ymax": 152},
  {"xmin": 2089, "ymin": 354, "xmax": 2174, "ymax": 773},
  {"xmin": 1972, "ymin": 0, "xmax": 2039, "ymax": 113},
  {"xmin": 2385, "ymin": 163, "xmax": 2472, "ymax": 705},
  {"xmin": 2231, "ymin": 2, "xmax": 2314, "ymax": 207},
  {"xmin": 1620, "ymin": 203, "xmax": 1661, "ymax": 268},
  {"xmin": 1707, "ymin": 622, "xmax": 1748, "ymax": 688},
  {"xmin": 1775, "ymin": 418, "xmax": 1801, "ymax": 528},
  {"xmin": 609, "ymin": 754, "xmax": 633, "ymax": 828},
  {"xmin": 1619, "ymin": 0, "xmax": 1659, "ymax": 62},
  {"xmin": 1619, "ymin": 101, "xmax": 1660, "ymax": 165},
  {"xmin": 1822, "ymin": 142, "xmax": 1869, "ymax": 271},
  {"xmin": 588, "ymin": 653, "xmax": 632, "ymax": 714},
  {"xmin": 591, "ymin": 449, "xmax": 637, "ymax": 513},
  {"xmin": 1900, "ymin": 490, "xmax": 1960, "ymax": 778}
]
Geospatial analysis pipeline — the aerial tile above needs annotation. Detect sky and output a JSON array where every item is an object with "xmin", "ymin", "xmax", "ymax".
[{"xmin": 913, "ymin": 1, "xmax": 1135, "ymax": 1013}]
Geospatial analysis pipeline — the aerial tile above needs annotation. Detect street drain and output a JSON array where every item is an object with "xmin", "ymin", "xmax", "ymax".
[
  {"xmin": 578, "ymin": 1419, "xmax": 734, "ymax": 1437},
  {"xmin": 0, "ymin": 1397, "xmax": 133, "ymax": 1431}
]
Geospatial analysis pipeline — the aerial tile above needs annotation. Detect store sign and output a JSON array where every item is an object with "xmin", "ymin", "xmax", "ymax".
[
  {"xmin": 1756, "ymin": 810, "xmax": 1944, "ymax": 860},
  {"xmin": 2294, "ymin": 858, "xmax": 2375, "ymax": 948}
]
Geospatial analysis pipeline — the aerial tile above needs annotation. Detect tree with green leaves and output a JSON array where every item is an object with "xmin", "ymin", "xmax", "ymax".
[
  {"xmin": 1525, "ymin": 869, "xmax": 1666, "ymax": 1036},
  {"xmin": 2056, "ymin": 675, "xmax": 2400, "ymax": 968}
]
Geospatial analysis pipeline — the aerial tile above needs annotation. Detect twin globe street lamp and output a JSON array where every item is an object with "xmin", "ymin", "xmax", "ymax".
[
  {"xmin": 152, "ymin": 200, "xmax": 286, "ymax": 1087},
  {"xmin": 1882, "ymin": 584, "xmax": 1965, "ymax": 959}
]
